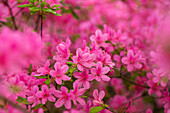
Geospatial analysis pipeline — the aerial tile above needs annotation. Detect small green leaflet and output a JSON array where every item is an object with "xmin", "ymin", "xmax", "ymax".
[
  {"xmin": 43, "ymin": 8, "xmax": 61, "ymax": 16},
  {"xmin": 18, "ymin": 4, "xmax": 33, "ymax": 8},
  {"xmin": 34, "ymin": 75, "xmax": 48, "ymax": 79},
  {"xmin": 32, "ymin": 103, "xmax": 43, "ymax": 109},
  {"xmin": 16, "ymin": 97, "xmax": 29, "ymax": 105},
  {"xmin": 90, "ymin": 106, "xmax": 104, "ymax": 113},
  {"xmin": 44, "ymin": 78, "xmax": 51, "ymax": 86}
]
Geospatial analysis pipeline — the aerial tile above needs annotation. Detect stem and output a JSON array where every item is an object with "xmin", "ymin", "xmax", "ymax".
[
  {"xmin": 110, "ymin": 75, "xmax": 149, "ymax": 88},
  {"xmin": 0, "ymin": 94, "xmax": 30, "ymax": 113},
  {"xmin": 40, "ymin": 14, "xmax": 43, "ymax": 38},
  {"xmin": 0, "ymin": 20, "xmax": 8, "ymax": 26},
  {"xmin": 14, "ymin": 8, "xmax": 25, "ymax": 17},
  {"xmin": 3, "ymin": 0, "xmax": 18, "ymax": 30},
  {"xmin": 35, "ymin": 15, "xmax": 41, "ymax": 31},
  {"xmin": 124, "ymin": 101, "xmax": 130, "ymax": 113},
  {"xmin": 106, "ymin": 107, "xmax": 116, "ymax": 113},
  {"xmin": 120, "ymin": 75, "xmax": 150, "ymax": 88}
]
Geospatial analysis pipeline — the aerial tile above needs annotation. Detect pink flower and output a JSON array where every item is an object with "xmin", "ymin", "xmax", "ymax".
[
  {"xmin": 90, "ymin": 30, "xmax": 108, "ymax": 48},
  {"xmin": 113, "ymin": 55, "xmax": 121, "ymax": 68},
  {"xmin": 70, "ymin": 82, "xmax": 86, "ymax": 105},
  {"xmin": 92, "ymin": 89, "xmax": 105, "ymax": 106},
  {"xmin": 82, "ymin": 100, "xmax": 92, "ymax": 113},
  {"xmin": 122, "ymin": 50, "xmax": 143, "ymax": 72},
  {"xmin": 147, "ymin": 73, "xmax": 162, "ymax": 97},
  {"xmin": 50, "ymin": 62, "xmax": 70, "ymax": 85},
  {"xmin": 109, "ymin": 95, "xmax": 128, "ymax": 110},
  {"xmin": 73, "ymin": 69, "xmax": 94, "ymax": 89},
  {"xmin": 91, "ymin": 62, "xmax": 110, "ymax": 82},
  {"xmin": 53, "ymin": 38, "xmax": 71, "ymax": 64},
  {"xmin": 27, "ymin": 86, "xmax": 41, "ymax": 107},
  {"xmin": 37, "ymin": 60, "xmax": 50, "ymax": 75},
  {"xmin": 96, "ymin": 50, "xmax": 115, "ymax": 67},
  {"xmin": 146, "ymin": 109, "xmax": 153, "ymax": 113},
  {"xmin": 37, "ymin": 85, "xmax": 55, "ymax": 104},
  {"xmin": 54, "ymin": 86, "xmax": 73, "ymax": 109},
  {"xmin": 73, "ymin": 48, "xmax": 95, "ymax": 71},
  {"xmin": 152, "ymin": 68, "xmax": 168, "ymax": 87}
]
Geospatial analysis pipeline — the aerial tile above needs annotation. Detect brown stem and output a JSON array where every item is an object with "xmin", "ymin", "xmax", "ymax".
[
  {"xmin": 40, "ymin": 14, "xmax": 43, "ymax": 38},
  {"xmin": 110, "ymin": 75, "xmax": 150, "ymax": 88},
  {"xmin": 0, "ymin": 94, "xmax": 30, "ymax": 113},
  {"xmin": 35, "ymin": 15, "xmax": 41, "ymax": 31},
  {"xmin": 14, "ymin": 8, "xmax": 25, "ymax": 17},
  {"xmin": 3, "ymin": 0, "xmax": 18, "ymax": 30},
  {"xmin": 120, "ymin": 75, "xmax": 150, "ymax": 88},
  {"xmin": 0, "ymin": 20, "xmax": 8, "ymax": 26},
  {"xmin": 124, "ymin": 101, "xmax": 130, "ymax": 113}
]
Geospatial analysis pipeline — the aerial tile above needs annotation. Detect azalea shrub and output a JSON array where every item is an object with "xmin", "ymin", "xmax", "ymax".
[{"xmin": 1, "ymin": 0, "xmax": 170, "ymax": 113}]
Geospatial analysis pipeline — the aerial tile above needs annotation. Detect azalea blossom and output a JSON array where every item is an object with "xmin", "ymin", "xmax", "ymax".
[
  {"xmin": 73, "ymin": 69, "xmax": 94, "ymax": 89},
  {"xmin": 122, "ymin": 50, "xmax": 144, "ymax": 72},
  {"xmin": 50, "ymin": 62, "xmax": 70, "ymax": 85},
  {"xmin": 91, "ymin": 62, "xmax": 110, "ymax": 82},
  {"xmin": 92, "ymin": 89, "xmax": 105, "ymax": 106},
  {"xmin": 37, "ymin": 60, "xmax": 50, "ymax": 75},
  {"xmin": 54, "ymin": 86, "xmax": 73, "ymax": 109},
  {"xmin": 70, "ymin": 82, "xmax": 86, "ymax": 105},
  {"xmin": 37, "ymin": 85, "xmax": 56, "ymax": 104}
]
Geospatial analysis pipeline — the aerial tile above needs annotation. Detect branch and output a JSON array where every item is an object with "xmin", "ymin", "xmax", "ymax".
[
  {"xmin": 110, "ymin": 75, "xmax": 150, "ymax": 89},
  {"xmin": 40, "ymin": 14, "xmax": 43, "ymax": 38},
  {"xmin": 124, "ymin": 101, "xmax": 130, "ymax": 113},
  {"xmin": 0, "ymin": 20, "xmax": 8, "ymax": 26},
  {"xmin": 0, "ymin": 94, "xmax": 30, "ymax": 113},
  {"xmin": 14, "ymin": 8, "xmax": 25, "ymax": 17},
  {"xmin": 34, "ymin": 15, "xmax": 41, "ymax": 31},
  {"xmin": 120, "ymin": 75, "xmax": 150, "ymax": 88},
  {"xmin": 3, "ymin": 0, "xmax": 18, "ymax": 30}
]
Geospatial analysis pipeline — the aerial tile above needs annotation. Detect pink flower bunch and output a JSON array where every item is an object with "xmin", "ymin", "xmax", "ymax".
[
  {"xmin": 0, "ymin": 28, "xmax": 44, "ymax": 73},
  {"xmin": 122, "ymin": 50, "xmax": 145, "ymax": 72},
  {"xmin": 1, "ymin": 0, "xmax": 170, "ymax": 113}
]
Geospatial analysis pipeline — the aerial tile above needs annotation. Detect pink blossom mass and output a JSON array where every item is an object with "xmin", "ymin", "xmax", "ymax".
[{"xmin": 1, "ymin": 0, "xmax": 170, "ymax": 113}]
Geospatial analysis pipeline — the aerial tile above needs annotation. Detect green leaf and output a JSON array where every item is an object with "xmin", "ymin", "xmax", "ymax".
[
  {"xmin": 43, "ymin": 15, "xmax": 47, "ymax": 20},
  {"xmin": 29, "ymin": 7, "xmax": 40, "ymax": 12},
  {"xmin": 29, "ymin": 0, "xmax": 36, "ymax": 4},
  {"xmin": 81, "ymin": 96, "xmax": 87, "ymax": 98},
  {"xmin": 90, "ymin": 106, "xmax": 104, "ymax": 113},
  {"xmin": 32, "ymin": 103, "xmax": 43, "ymax": 109},
  {"xmin": 34, "ymin": 75, "xmax": 48, "ymax": 79},
  {"xmin": 52, "ymin": 4, "xmax": 60, "ymax": 9},
  {"xmin": 44, "ymin": 78, "xmax": 51, "ymax": 86},
  {"xmin": 18, "ymin": 4, "xmax": 33, "ymax": 8},
  {"xmin": 46, "ymin": 3, "xmax": 50, "ymax": 8},
  {"xmin": 29, "ymin": 7, "xmax": 40, "ymax": 15},
  {"xmin": 16, "ymin": 97, "xmax": 29, "ymax": 105},
  {"xmin": 70, "ymin": 68, "xmax": 76, "ymax": 73},
  {"xmin": 71, "ymin": 9, "xmax": 79, "ymax": 20},
  {"xmin": 43, "ymin": 8, "xmax": 61, "ymax": 16},
  {"xmin": 66, "ymin": 61, "xmax": 74, "ymax": 66},
  {"xmin": 40, "ymin": 1, "xmax": 46, "ymax": 8}
]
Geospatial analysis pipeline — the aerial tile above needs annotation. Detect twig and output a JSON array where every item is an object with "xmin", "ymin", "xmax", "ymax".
[
  {"xmin": 34, "ymin": 15, "xmax": 41, "ymax": 31},
  {"xmin": 110, "ymin": 75, "xmax": 150, "ymax": 88},
  {"xmin": 106, "ymin": 107, "xmax": 116, "ymax": 113},
  {"xmin": 0, "ymin": 20, "xmax": 8, "ymax": 26},
  {"xmin": 3, "ymin": 0, "xmax": 18, "ymax": 30},
  {"xmin": 14, "ymin": 8, "xmax": 25, "ymax": 17},
  {"xmin": 0, "ymin": 94, "xmax": 30, "ymax": 113},
  {"xmin": 120, "ymin": 75, "xmax": 150, "ymax": 88},
  {"xmin": 40, "ymin": 14, "xmax": 43, "ymax": 38},
  {"xmin": 124, "ymin": 101, "xmax": 130, "ymax": 113}
]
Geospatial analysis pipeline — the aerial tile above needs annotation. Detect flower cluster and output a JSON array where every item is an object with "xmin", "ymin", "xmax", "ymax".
[{"xmin": 1, "ymin": 0, "xmax": 170, "ymax": 113}]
